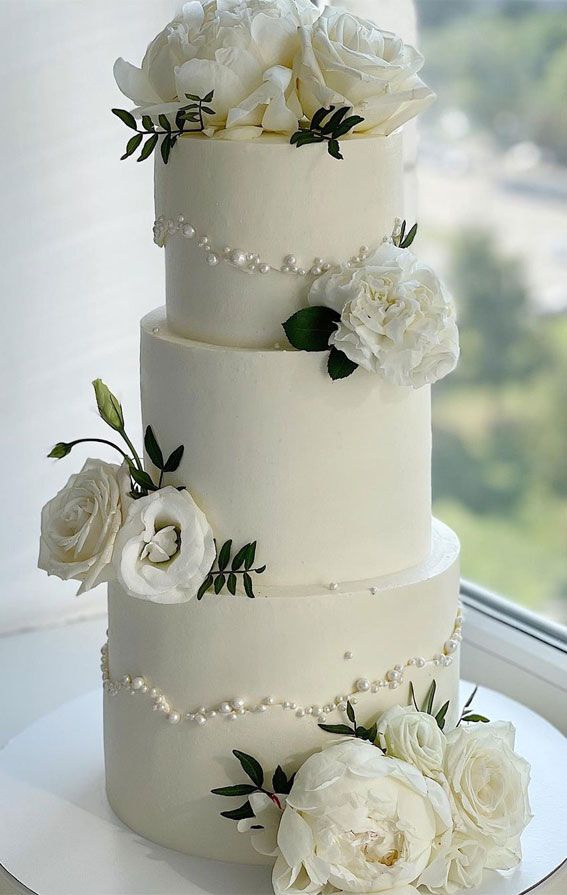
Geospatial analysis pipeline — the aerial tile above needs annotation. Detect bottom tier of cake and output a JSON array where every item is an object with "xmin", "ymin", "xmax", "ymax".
[{"xmin": 103, "ymin": 520, "xmax": 461, "ymax": 864}]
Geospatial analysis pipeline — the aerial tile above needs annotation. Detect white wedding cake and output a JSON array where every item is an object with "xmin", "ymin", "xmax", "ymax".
[{"xmin": 39, "ymin": 3, "xmax": 532, "ymax": 892}]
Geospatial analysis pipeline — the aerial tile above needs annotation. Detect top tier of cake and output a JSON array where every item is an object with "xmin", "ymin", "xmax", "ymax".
[{"xmin": 154, "ymin": 131, "xmax": 403, "ymax": 348}]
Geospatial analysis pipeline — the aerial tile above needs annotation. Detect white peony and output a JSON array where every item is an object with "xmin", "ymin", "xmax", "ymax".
[
  {"xmin": 272, "ymin": 738, "xmax": 452, "ymax": 895},
  {"xmin": 39, "ymin": 459, "xmax": 128, "ymax": 595},
  {"xmin": 296, "ymin": 7, "xmax": 435, "ymax": 135},
  {"xmin": 444, "ymin": 722, "xmax": 532, "ymax": 873},
  {"xmin": 378, "ymin": 705, "xmax": 446, "ymax": 777},
  {"xmin": 238, "ymin": 790, "xmax": 286, "ymax": 857},
  {"xmin": 113, "ymin": 486, "xmax": 215, "ymax": 604},
  {"xmin": 309, "ymin": 242, "xmax": 460, "ymax": 388},
  {"xmin": 419, "ymin": 832, "xmax": 488, "ymax": 894},
  {"xmin": 114, "ymin": 0, "xmax": 315, "ymax": 137}
]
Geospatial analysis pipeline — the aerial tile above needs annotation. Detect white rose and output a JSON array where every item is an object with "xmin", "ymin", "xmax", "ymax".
[
  {"xmin": 418, "ymin": 832, "xmax": 488, "ymax": 894},
  {"xmin": 378, "ymin": 706, "xmax": 446, "ymax": 777},
  {"xmin": 39, "ymin": 459, "xmax": 128, "ymax": 595},
  {"xmin": 444, "ymin": 722, "xmax": 532, "ymax": 873},
  {"xmin": 296, "ymin": 8, "xmax": 435, "ymax": 135},
  {"xmin": 113, "ymin": 486, "xmax": 215, "ymax": 604},
  {"xmin": 238, "ymin": 790, "xmax": 286, "ymax": 856},
  {"xmin": 309, "ymin": 242, "xmax": 460, "ymax": 388},
  {"xmin": 272, "ymin": 738, "xmax": 452, "ymax": 895}
]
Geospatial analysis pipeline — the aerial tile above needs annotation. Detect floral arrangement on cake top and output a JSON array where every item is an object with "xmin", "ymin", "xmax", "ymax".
[
  {"xmin": 38, "ymin": 380, "xmax": 266, "ymax": 604},
  {"xmin": 112, "ymin": 0, "xmax": 435, "ymax": 162},
  {"xmin": 213, "ymin": 686, "xmax": 532, "ymax": 895}
]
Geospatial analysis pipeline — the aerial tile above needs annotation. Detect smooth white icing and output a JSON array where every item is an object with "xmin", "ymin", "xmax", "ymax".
[
  {"xmin": 104, "ymin": 521, "xmax": 460, "ymax": 864},
  {"xmin": 141, "ymin": 309, "xmax": 432, "ymax": 586},
  {"xmin": 155, "ymin": 132, "xmax": 403, "ymax": 347}
]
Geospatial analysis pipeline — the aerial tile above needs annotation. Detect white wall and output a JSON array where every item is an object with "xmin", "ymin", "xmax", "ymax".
[{"xmin": 0, "ymin": 1, "xmax": 177, "ymax": 633}]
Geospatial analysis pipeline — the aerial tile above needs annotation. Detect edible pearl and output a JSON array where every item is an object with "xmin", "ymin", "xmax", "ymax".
[
  {"xmin": 195, "ymin": 714, "xmax": 207, "ymax": 726},
  {"xmin": 168, "ymin": 712, "xmax": 181, "ymax": 725},
  {"xmin": 317, "ymin": 713, "xmax": 326, "ymax": 723},
  {"xmin": 263, "ymin": 696, "xmax": 275, "ymax": 706},
  {"xmin": 182, "ymin": 224, "xmax": 195, "ymax": 238},
  {"xmin": 322, "ymin": 263, "xmax": 331, "ymax": 272},
  {"xmin": 311, "ymin": 266, "xmax": 322, "ymax": 277},
  {"xmin": 296, "ymin": 708, "xmax": 305, "ymax": 718},
  {"xmin": 197, "ymin": 236, "xmax": 209, "ymax": 247},
  {"xmin": 131, "ymin": 677, "xmax": 145, "ymax": 691},
  {"xmin": 386, "ymin": 670, "xmax": 401, "ymax": 683},
  {"xmin": 444, "ymin": 639, "xmax": 458, "ymax": 654},
  {"xmin": 356, "ymin": 678, "xmax": 371, "ymax": 692},
  {"xmin": 228, "ymin": 713, "xmax": 237, "ymax": 722},
  {"xmin": 284, "ymin": 254, "xmax": 296, "ymax": 266},
  {"xmin": 415, "ymin": 657, "xmax": 426, "ymax": 668},
  {"xmin": 259, "ymin": 263, "xmax": 270, "ymax": 274},
  {"xmin": 206, "ymin": 252, "xmax": 219, "ymax": 266},
  {"xmin": 370, "ymin": 586, "xmax": 378, "ymax": 595},
  {"xmin": 344, "ymin": 650, "xmax": 353, "ymax": 661},
  {"xmin": 232, "ymin": 697, "xmax": 245, "ymax": 710},
  {"xmin": 329, "ymin": 582, "xmax": 339, "ymax": 591},
  {"xmin": 231, "ymin": 250, "xmax": 247, "ymax": 266},
  {"xmin": 219, "ymin": 703, "xmax": 232, "ymax": 714},
  {"xmin": 389, "ymin": 681, "xmax": 400, "ymax": 690}
]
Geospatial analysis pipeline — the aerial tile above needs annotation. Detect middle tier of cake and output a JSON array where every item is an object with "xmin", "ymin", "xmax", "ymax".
[{"xmin": 142, "ymin": 309, "xmax": 432, "ymax": 587}]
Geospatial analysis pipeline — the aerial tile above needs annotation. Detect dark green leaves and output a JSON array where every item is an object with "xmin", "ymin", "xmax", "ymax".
[
  {"xmin": 48, "ymin": 442, "xmax": 73, "ymax": 459},
  {"xmin": 290, "ymin": 105, "xmax": 365, "ymax": 160},
  {"xmin": 220, "ymin": 802, "xmax": 255, "ymax": 821},
  {"xmin": 138, "ymin": 133, "xmax": 159, "ymax": 162},
  {"xmin": 112, "ymin": 108, "xmax": 137, "ymax": 130},
  {"xmin": 458, "ymin": 685, "xmax": 490, "ymax": 725},
  {"xmin": 421, "ymin": 680, "xmax": 437, "ymax": 716},
  {"xmin": 164, "ymin": 444, "xmax": 184, "ymax": 472},
  {"xmin": 319, "ymin": 723, "xmax": 353, "ymax": 736},
  {"xmin": 435, "ymin": 700, "xmax": 450, "ymax": 731},
  {"xmin": 144, "ymin": 426, "xmax": 184, "ymax": 475},
  {"xmin": 129, "ymin": 467, "xmax": 158, "ymax": 492},
  {"xmin": 319, "ymin": 699, "xmax": 380, "ymax": 746},
  {"xmin": 328, "ymin": 347, "xmax": 358, "ymax": 381},
  {"xmin": 460, "ymin": 713, "xmax": 490, "ymax": 724},
  {"xmin": 283, "ymin": 306, "xmax": 340, "ymax": 352},
  {"xmin": 121, "ymin": 133, "xmax": 143, "ymax": 160},
  {"xmin": 233, "ymin": 750, "xmax": 264, "ymax": 788},
  {"xmin": 93, "ymin": 379, "xmax": 124, "ymax": 432},
  {"xmin": 199, "ymin": 540, "xmax": 266, "ymax": 600},
  {"xmin": 272, "ymin": 765, "xmax": 295, "ymax": 795},
  {"xmin": 211, "ymin": 784, "xmax": 257, "ymax": 797},
  {"xmin": 394, "ymin": 220, "xmax": 418, "ymax": 249}
]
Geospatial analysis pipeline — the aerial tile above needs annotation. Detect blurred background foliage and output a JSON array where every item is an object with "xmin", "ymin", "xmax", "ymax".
[{"xmin": 415, "ymin": 0, "xmax": 567, "ymax": 623}]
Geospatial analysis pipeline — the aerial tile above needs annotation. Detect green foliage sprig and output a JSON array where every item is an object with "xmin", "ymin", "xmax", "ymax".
[
  {"xmin": 456, "ymin": 685, "xmax": 490, "ymax": 726},
  {"xmin": 48, "ymin": 381, "xmax": 184, "ymax": 499},
  {"xmin": 393, "ymin": 219, "xmax": 419, "ymax": 249},
  {"xmin": 290, "ymin": 106, "xmax": 364, "ymax": 160},
  {"xmin": 112, "ymin": 91, "xmax": 215, "ymax": 165},
  {"xmin": 212, "ymin": 750, "xmax": 295, "ymax": 822},
  {"xmin": 282, "ymin": 306, "xmax": 358, "ymax": 381},
  {"xmin": 319, "ymin": 699, "xmax": 381, "ymax": 746},
  {"xmin": 197, "ymin": 540, "xmax": 266, "ymax": 600}
]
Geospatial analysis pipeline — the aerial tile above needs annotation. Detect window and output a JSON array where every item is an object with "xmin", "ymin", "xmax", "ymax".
[{"xmin": 415, "ymin": 0, "xmax": 567, "ymax": 628}]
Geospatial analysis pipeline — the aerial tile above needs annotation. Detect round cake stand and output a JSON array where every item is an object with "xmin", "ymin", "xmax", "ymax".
[{"xmin": 0, "ymin": 685, "xmax": 565, "ymax": 895}]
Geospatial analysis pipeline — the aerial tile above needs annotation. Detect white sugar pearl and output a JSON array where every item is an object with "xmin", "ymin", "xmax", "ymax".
[
  {"xmin": 415, "ymin": 657, "xmax": 426, "ymax": 668},
  {"xmin": 121, "ymin": 675, "xmax": 131, "ymax": 686},
  {"xmin": 228, "ymin": 713, "xmax": 237, "ymax": 722},
  {"xmin": 167, "ymin": 220, "xmax": 177, "ymax": 234},
  {"xmin": 257, "ymin": 704, "xmax": 267, "ymax": 713},
  {"xmin": 186, "ymin": 713, "xmax": 195, "ymax": 722},
  {"xmin": 281, "ymin": 265, "xmax": 290, "ymax": 273},
  {"xmin": 360, "ymin": 245, "xmax": 369, "ymax": 254},
  {"xmin": 356, "ymin": 678, "xmax": 371, "ymax": 692},
  {"xmin": 324, "ymin": 704, "xmax": 333, "ymax": 714},
  {"xmin": 317, "ymin": 714, "xmax": 326, "ymax": 723},
  {"xmin": 386, "ymin": 670, "xmax": 401, "ymax": 683},
  {"xmin": 322, "ymin": 263, "xmax": 331, "ymax": 272},
  {"xmin": 284, "ymin": 254, "xmax": 296, "ymax": 266},
  {"xmin": 259, "ymin": 264, "xmax": 270, "ymax": 274},
  {"xmin": 444, "ymin": 639, "xmax": 458, "ymax": 655},
  {"xmin": 389, "ymin": 681, "xmax": 400, "ymax": 690},
  {"xmin": 232, "ymin": 698, "xmax": 245, "ymax": 710},
  {"xmin": 263, "ymin": 696, "xmax": 275, "ymax": 706},
  {"xmin": 370, "ymin": 586, "xmax": 378, "ymax": 595},
  {"xmin": 351, "ymin": 697, "xmax": 358, "ymax": 705},
  {"xmin": 313, "ymin": 257, "xmax": 323, "ymax": 266},
  {"xmin": 338, "ymin": 701, "xmax": 347, "ymax": 712},
  {"xmin": 344, "ymin": 650, "xmax": 353, "ymax": 660},
  {"xmin": 197, "ymin": 236, "xmax": 209, "ymax": 247},
  {"xmin": 231, "ymin": 250, "xmax": 247, "ymax": 266},
  {"xmin": 296, "ymin": 708, "xmax": 305, "ymax": 718},
  {"xmin": 219, "ymin": 702, "xmax": 232, "ymax": 714},
  {"xmin": 311, "ymin": 266, "xmax": 322, "ymax": 277},
  {"xmin": 176, "ymin": 214, "xmax": 185, "ymax": 224},
  {"xmin": 394, "ymin": 664, "xmax": 403, "ymax": 673},
  {"xmin": 182, "ymin": 224, "xmax": 195, "ymax": 238},
  {"xmin": 140, "ymin": 685, "xmax": 148, "ymax": 694},
  {"xmin": 131, "ymin": 677, "xmax": 145, "ymax": 691},
  {"xmin": 206, "ymin": 253, "xmax": 219, "ymax": 266},
  {"xmin": 297, "ymin": 268, "xmax": 306, "ymax": 277},
  {"xmin": 208, "ymin": 710, "xmax": 217, "ymax": 718},
  {"xmin": 329, "ymin": 582, "xmax": 339, "ymax": 591},
  {"xmin": 371, "ymin": 683, "xmax": 378, "ymax": 693},
  {"xmin": 195, "ymin": 714, "xmax": 207, "ymax": 726},
  {"xmin": 168, "ymin": 712, "xmax": 181, "ymax": 725}
]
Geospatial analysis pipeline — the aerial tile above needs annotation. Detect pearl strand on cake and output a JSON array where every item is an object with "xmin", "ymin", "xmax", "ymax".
[
  {"xmin": 152, "ymin": 214, "xmax": 374, "ymax": 279},
  {"xmin": 101, "ymin": 608, "xmax": 463, "ymax": 728}
]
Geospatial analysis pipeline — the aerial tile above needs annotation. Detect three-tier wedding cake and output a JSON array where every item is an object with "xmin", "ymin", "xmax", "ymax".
[{"xmin": 39, "ymin": 3, "xmax": 531, "ymax": 892}]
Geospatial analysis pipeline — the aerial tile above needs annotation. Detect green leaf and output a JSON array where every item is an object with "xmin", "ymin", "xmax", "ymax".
[
  {"xmin": 328, "ymin": 347, "xmax": 358, "ymax": 381},
  {"xmin": 321, "ymin": 106, "xmax": 349, "ymax": 134},
  {"xmin": 203, "ymin": 90, "xmax": 215, "ymax": 103},
  {"xmin": 243, "ymin": 572, "xmax": 255, "ymax": 599},
  {"xmin": 129, "ymin": 467, "xmax": 158, "ymax": 492},
  {"xmin": 318, "ymin": 723, "xmax": 354, "ymax": 736},
  {"xmin": 327, "ymin": 139, "xmax": 343, "ymax": 160},
  {"xmin": 92, "ymin": 379, "xmax": 124, "ymax": 431},
  {"xmin": 175, "ymin": 110, "xmax": 186, "ymax": 131},
  {"xmin": 400, "ymin": 222, "xmax": 418, "ymax": 249},
  {"xmin": 158, "ymin": 114, "xmax": 171, "ymax": 132},
  {"xmin": 272, "ymin": 765, "xmax": 288, "ymax": 794},
  {"xmin": 185, "ymin": 93, "xmax": 201, "ymax": 101},
  {"xmin": 164, "ymin": 444, "xmax": 184, "ymax": 473},
  {"xmin": 218, "ymin": 540, "xmax": 233, "ymax": 572},
  {"xmin": 435, "ymin": 701, "xmax": 450, "ymax": 731},
  {"xmin": 346, "ymin": 701, "xmax": 356, "ymax": 724},
  {"xmin": 422, "ymin": 680, "xmax": 437, "ymax": 716},
  {"xmin": 144, "ymin": 426, "xmax": 164, "ymax": 470},
  {"xmin": 462, "ymin": 713, "xmax": 490, "ymax": 724},
  {"xmin": 211, "ymin": 784, "xmax": 257, "ymax": 797},
  {"xmin": 409, "ymin": 681, "xmax": 419, "ymax": 711},
  {"xmin": 48, "ymin": 442, "xmax": 72, "ymax": 459},
  {"xmin": 283, "ymin": 306, "xmax": 340, "ymax": 352},
  {"xmin": 201, "ymin": 106, "xmax": 215, "ymax": 116},
  {"xmin": 256, "ymin": 565, "xmax": 267, "ymax": 574},
  {"xmin": 227, "ymin": 573, "xmax": 238, "ymax": 595},
  {"xmin": 364, "ymin": 722, "xmax": 378, "ymax": 743},
  {"xmin": 397, "ymin": 220, "xmax": 407, "ymax": 247},
  {"xmin": 214, "ymin": 574, "xmax": 226, "ymax": 595},
  {"xmin": 462, "ymin": 685, "xmax": 478, "ymax": 713},
  {"xmin": 333, "ymin": 116, "xmax": 365, "ymax": 138},
  {"xmin": 233, "ymin": 751, "xmax": 264, "ymax": 788},
  {"xmin": 232, "ymin": 544, "xmax": 250, "ymax": 571},
  {"xmin": 112, "ymin": 108, "xmax": 138, "ymax": 130},
  {"xmin": 142, "ymin": 115, "xmax": 155, "ymax": 132},
  {"xmin": 121, "ymin": 133, "xmax": 143, "ymax": 160},
  {"xmin": 244, "ymin": 541, "xmax": 257, "ymax": 570},
  {"xmin": 138, "ymin": 133, "xmax": 159, "ymax": 162},
  {"xmin": 220, "ymin": 801, "xmax": 255, "ymax": 821},
  {"xmin": 311, "ymin": 105, "xmax": 334, "ymax": 131},
  {"xmin": 197, "ymin": 573, "xmax": 214, "ymax": 601},
  {"xmin": 160, "ymin": 134, "xmax": 172, "ymax": 165},
  {"xmin": 355, "ymin": 725, "xmax": 368, "ymax": 739}
]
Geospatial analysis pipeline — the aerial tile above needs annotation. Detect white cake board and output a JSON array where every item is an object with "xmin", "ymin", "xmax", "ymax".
[{"xmin": 0, "ymin": 685, "xmax": 565, "ymax": 895}]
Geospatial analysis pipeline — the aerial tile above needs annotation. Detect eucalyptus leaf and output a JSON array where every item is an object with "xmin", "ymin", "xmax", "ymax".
[
  {"xmin": 233, "ymin": 751, "xmax": 264, "ymax": 788},
  {"xmin": 283, "ymin": 306, "xmax": 340, "ymax": 352},
  {"xmin": 272, "ymin": 765, "xmax": 288, "ymax": 794},
  {"xmin": 121, "ymin": 133, "xmax": 143, "ymax": 160},
  {"xmin": 244, "ymin": 541, "xmax": 257, "ymax": 570},
  {"xmin": 138, "ymin": 133, "xmax": 159, "ymax": 162},
  {"xmin": 462, "ymin": 713, "xmax": 490, "ymax": 724},
  {"xmin": 214, "ymin": 574, "xmax": 226, "ymax": 595},
  {"xmin": 401, "ymin": 222, "xmax": 418, "ymax": 248},
  {"xmin": 435, "ymin": 701, "xmax": 450, "ymax": 731},
  {"xmin": 218, "ymin": 540, "xmax": 233, "ymax": 572},
  {"xmin": 243, "ymin": 572, "xmax": 255, "ymax": 599},
  {"xmin": 321, "ymin": 106, "xmax": 349, "ymax": 135},
  {"xmin": 227, "ymin": 573, "xmax": 238, "ymax": 595},
  {"xmin": 144, "ymin": 426, "xmax": 164, "ymax": 470},
  {"xmin": 232, "ymin": 544, "xmax": 250, "ymax": 571},
  {"xmin": 142, "ymin": 115, "xmax": 155, "ymax": 132},
  {"xmin": 92, "ymin": 379, "xmax": 124, "ymax": 432},
  {"xmin": 328, "ymin": 347, "xmax": 358, "ymax": 381},
  {"xmin": 112, "ymin": 108, "xmax": 137, "ymax": 130},
  {"xmin": 333, "ymin": 116, "xmax": 365, "ymax": 138},
  {"xmin": 201, "ymin": 106, "xmax": 215, "ymax": 116},
  {"xmin": 161, "ymin": 134, "xmax": 172, "ymax": 165},
  {"xmin": 327, "ymin": 139, "xmax": 343, "ymax": 160},
  {"xmin": 158, "ymin": 114, "xmax": 171, "ymax": 132},
  {"xmin": 211, "ymin": 784, "xmax": 257, "ymax": 797},
  {"xmin": 203, "ymin": 90, "xmax": 215, "ymax": 103}
]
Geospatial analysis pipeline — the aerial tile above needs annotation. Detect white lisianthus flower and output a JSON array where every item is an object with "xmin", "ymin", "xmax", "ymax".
[
  {"xmin": 309, "ymin": 242, "xmax": 460, "ymax": 388},
  {"xmin": 378, "ymin": 705, "xmax": 446, "ymax": 777},
  {"xmin": 444, "ymin": 722, "xmax": 532, "ymax": 873},
  {"xmin": 114, "ymin": 0, "xmax": 314, "ymax": 136},
  {"xmin": 39, "ymin": 459, "xmax": 129, "ymax": 595},
  {"xmin": 113, "ymin": 486, "xmax": 215, "ymax": 604},
  {"xmin": 296, "ymin": 7, "xmax": 435, "ymax": 135},
  {"xmin": 238, "ymin": 790, "xmax": 286, "ymax": 856},
  {"xmin": 272, "ymin": 738, "xmax": 452, "ymax": 895}
]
